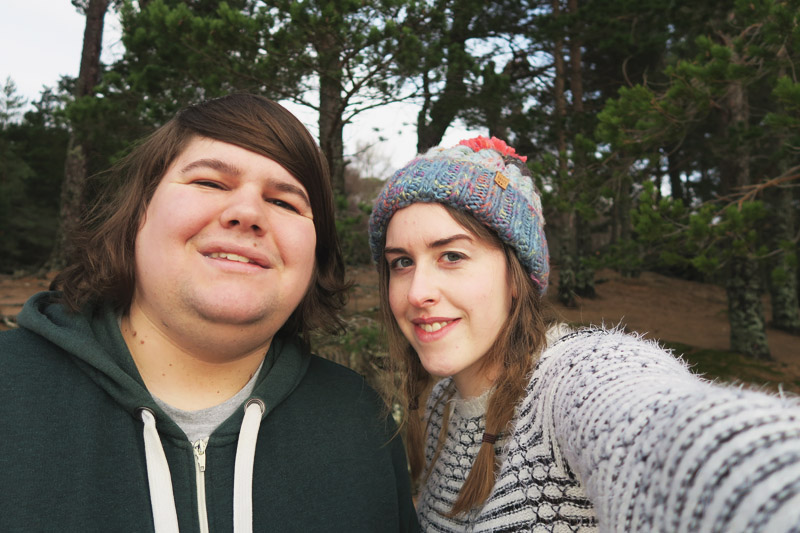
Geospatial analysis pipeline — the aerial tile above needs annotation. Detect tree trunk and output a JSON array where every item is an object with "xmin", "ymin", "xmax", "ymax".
[
  {"xmin": 557, "ymin": 240, "xmax": 576, "ymax": 308},
  {"xmin": 567, "ymin": 0, "xmax": 595, "ymax": 297},
  {"xmin": 717, "ymin": 42, "xmax": 769, "ymax": 357},
  {"xmin": 317, "ymin": 35, "xmax": 346, "ymax": 196},
  {"xmin": 552, "ymin": 0, "xmax": 568, "ymax": 177},
  {"xmin": 575, "ymin": 214, "xmax": 596, "ymax": 298},
  {"xmin": 766, "ymin": 185, "xmax": 800, "ymax": 333},
  {"xmin": 553, "ymin": 0, "xmax": 577, "ymax": 304},
  {"xmin": 51, "ymin": 0, "xmax": 110, "ymax": 268},
  {"xmin": 667, "ymin": 149, "xmax": 684, "ymax": 203},
  {"xmin": 415, "ymin": 9, "xmax": 470, "ymax": 153},
  {"xmin": 567, "ymin": 0, "xmax": 583, "ymax": 116},
  {"xmin": 726, "ymin": 256, "xmax": 771, "ymax": 359}
]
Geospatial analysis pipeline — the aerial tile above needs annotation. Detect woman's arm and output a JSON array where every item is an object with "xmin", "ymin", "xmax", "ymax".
[{"xmin": 541, "ymin": 328, "xmax": 800, "ymax": 533}]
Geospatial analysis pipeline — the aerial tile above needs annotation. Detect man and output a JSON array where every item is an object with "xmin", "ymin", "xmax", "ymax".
[{"xmin": 0, "ymin": 94, "xmax": 418, "ymax": 532}]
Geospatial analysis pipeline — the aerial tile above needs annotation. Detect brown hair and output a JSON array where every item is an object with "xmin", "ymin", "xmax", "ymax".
[
  {"xmin": 52, "ymin": 93, "xmax": 348, "ymax": 340},
  {"xmin": 378, "ymin": 205, "xmax": 549, "ymax": 516}
]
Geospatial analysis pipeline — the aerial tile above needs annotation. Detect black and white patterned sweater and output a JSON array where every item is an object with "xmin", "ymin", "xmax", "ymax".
[{"xmin": 416, "ymin": 328, "xmax": 800, "ymax": 532}]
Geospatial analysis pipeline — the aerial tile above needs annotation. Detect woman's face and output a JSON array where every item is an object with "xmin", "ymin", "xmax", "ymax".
[{"xmin": 384, "ymin": 203, "xmax": 512, "ymax": 398}]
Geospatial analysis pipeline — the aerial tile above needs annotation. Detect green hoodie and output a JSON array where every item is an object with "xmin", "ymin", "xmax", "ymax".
[{"xmin": 0, "ymin": 292, "xmax": 418, "ymax": 532}]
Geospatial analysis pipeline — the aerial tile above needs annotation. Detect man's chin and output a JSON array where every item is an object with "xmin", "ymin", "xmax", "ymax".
[{"xmin": 195, "ymin": 306, "xmax": 272, "ymax": 326}]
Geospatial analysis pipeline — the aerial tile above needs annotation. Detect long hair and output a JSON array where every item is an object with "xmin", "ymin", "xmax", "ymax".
[
  {"xmin": 378, "ymin": 205, "xmax": 549, "ymax": 516},
  {"xmin": 51, "ymin": 93, "xmax": 348, "ymax": 340}
]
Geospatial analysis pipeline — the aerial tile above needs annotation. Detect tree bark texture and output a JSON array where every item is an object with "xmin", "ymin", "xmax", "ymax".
[
  {"xmin": 316, "ymin": 33, "xmax": 346, "ymax": 196},
  {"xmin": 552, "ymin": 0, "xmax": 568, "ymax": 177},
  {"xmin": 567, "ymin": 0, "xmax": 583, "ymax": 116},
  {"xmin": 415, "ymin": 8, "xmax": 470, "ymax": 153},
  {"xmin": 52, "ymin": 0, "xmax": 109, "ymax": 268},
  {"xmin": 552, "ymin": 0, "xmax": 577, "ymax": 304},
  {"xmin": 667, "ymin": 149, "xmax": 684, "ymax": 203},
  {"xmin": 766, "ymin": 185, "xmax": 800, "ymax": 333},
  {"xmin": 714, "ymin": 41, "xmax": 771, "ymax": 357},
  {"xmin": 726, "ymin": 256, "xmax": 771, "ymax": 360}
]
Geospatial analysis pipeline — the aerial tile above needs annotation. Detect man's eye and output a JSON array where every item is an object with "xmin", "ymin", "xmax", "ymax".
[
  {"xmin": 268, "ymin": 199, "xmax": 299, "ymax": 213},
  {"xmin": 194, "ymin": 180, "xmax": 225, "ymax": 190}
]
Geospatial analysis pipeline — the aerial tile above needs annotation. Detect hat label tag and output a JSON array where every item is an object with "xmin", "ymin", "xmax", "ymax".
[{"xmin": 494, "ymin": 172, "xmax": 510, "ymax": 190}]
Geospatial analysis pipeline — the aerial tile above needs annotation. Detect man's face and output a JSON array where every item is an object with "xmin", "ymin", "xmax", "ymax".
[{"xmin": 132, "ymin": 136, "xmax": 316, "ymax": 339}]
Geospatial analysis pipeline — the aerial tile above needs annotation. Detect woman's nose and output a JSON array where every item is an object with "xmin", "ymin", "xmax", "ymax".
[{"xmin": 406, "ymin": 267, "xmax": 439, "ymax": 308}]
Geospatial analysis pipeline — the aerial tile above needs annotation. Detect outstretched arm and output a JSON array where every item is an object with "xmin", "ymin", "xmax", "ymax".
[{"xmin": 542, "ymin": 328, "xmax": 800, "ymax": 533}]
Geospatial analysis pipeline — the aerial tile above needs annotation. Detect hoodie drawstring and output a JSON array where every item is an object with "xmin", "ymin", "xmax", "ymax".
[
  {"xmin": 139, "ymin": 400, "xmax": 265, "ymax": 533},
  {"xmin": 140, "ymin": 408, "xmax": 180, "ymax": 533},
  {"xmin": 233, "ymin": 399, "xmax": 265, "ymax": 533}
]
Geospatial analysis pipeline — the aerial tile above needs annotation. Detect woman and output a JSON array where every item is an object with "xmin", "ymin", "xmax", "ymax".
[{"xmin": 368, "ymin": 136, "xmax": 800, "ymax": 532}]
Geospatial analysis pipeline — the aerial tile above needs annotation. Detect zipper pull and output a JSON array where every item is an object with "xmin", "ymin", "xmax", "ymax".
[{"xmin": 193, "ymin": 439, "xmax": 208, "ymax": 472}]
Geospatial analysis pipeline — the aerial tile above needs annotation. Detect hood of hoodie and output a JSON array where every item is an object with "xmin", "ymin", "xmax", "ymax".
[{"xmin": 17, "ymin": 291, "xmax": 311, "ymax": 441}]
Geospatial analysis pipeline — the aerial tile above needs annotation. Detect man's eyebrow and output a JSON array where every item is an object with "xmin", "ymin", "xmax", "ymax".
[
  {"xmin": 384, "ymin": 234, "xmax": 473, "ymax": 255},
  {"xmin": 272, "ymin": 180, "xmax": 311, "ymax": 209},
  {"xmin": 180, "ymin": 159, "xmax": 311, "ymax": 209},
  {"xmin": 180, "ymin": 158, "xmax": 242, "ymax": 176}
]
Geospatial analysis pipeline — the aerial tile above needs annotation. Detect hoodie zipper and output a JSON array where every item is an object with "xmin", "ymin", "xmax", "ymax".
[{"xmin": 193, "ymin": 439, "xmax": 210, "ymax": 533}]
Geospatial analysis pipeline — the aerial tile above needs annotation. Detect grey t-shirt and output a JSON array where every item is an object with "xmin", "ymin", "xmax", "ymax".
[{"xmin": 153, "ymin": 361, "xmax": 263, "ymax": 443}]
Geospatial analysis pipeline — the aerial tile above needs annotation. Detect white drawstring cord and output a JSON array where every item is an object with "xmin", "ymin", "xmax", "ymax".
[
  {"xmin": 140, "ymin": 408, "xmax": 180, "ymax": 533},
  {"xmin": 233, "ymin": 399, "xmax": 265, "ymax": 533}
]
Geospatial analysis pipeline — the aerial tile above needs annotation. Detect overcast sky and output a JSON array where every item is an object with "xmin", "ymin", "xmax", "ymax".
[{"xmin": 0, "ymin": 0, "xmax": 477, "ymax": 174}]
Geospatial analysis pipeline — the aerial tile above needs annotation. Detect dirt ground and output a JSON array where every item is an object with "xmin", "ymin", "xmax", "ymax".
[{"xmin": 2, "ymin": 266, "xmax": 798, "ymax": 368}]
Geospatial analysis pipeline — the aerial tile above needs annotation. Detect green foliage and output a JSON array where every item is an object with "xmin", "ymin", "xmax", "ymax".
[
  {"xmin": 0, "ymin": 83, "xmax": 69, "ymax": 273},
  {"xmin": 664, "ymin": 341, "xmax": 800, "ymax": 394},
  {"xmin": 628, "ymin": 182, "xmax": 770, "ymax": 279},
  {"xmin": 601, "ymin": 240, "xmax": 644, "ymax": 278},
  {"xmin": 312, "ymin": 315, "xmax": 388, "ymax": 393},
  {"xmin": 113, "ymin": 0, "xmax": 416, "ymax": 193},
  {"xmin": 334, "ymin": 194, "xmax": 373, "ymax": 266},
  {"xmin": 593, "ymin": 0, "xmax": 800, "ymax": 356}
]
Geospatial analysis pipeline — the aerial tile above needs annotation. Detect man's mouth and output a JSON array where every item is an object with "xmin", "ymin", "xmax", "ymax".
[{"xmin": 207, "ymin": 252, "xmax": 262, "ymax": 266}]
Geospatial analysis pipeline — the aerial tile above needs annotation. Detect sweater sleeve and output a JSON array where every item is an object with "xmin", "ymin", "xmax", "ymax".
[{"xmin": 538, "ymin": 328, "xmax": 800, "ymax": 533}]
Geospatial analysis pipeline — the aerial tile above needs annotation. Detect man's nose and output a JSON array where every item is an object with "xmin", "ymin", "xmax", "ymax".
[{"xmin": 220, "ymin": 187, "xmax": 267, "ymax": 234}]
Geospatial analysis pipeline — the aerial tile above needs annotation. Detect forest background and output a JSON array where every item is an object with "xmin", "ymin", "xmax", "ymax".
[{"xmin": 1, "ymin": 0, "xmax": 798, "ymax": 384}]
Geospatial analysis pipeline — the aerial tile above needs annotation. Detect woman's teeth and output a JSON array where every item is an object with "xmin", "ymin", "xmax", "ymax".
[{"xmin": 419, "ymin": 321, "xmax": 450, "ymax": 333}]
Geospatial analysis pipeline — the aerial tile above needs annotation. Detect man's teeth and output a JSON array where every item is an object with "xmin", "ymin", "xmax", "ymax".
[
  {"xmin": 209, "ymin": 252, "xmax": 254, "ymax": 264},
  {"xmin": 419, "ymin": 321, "xmax": 450, "ymax": 333}
]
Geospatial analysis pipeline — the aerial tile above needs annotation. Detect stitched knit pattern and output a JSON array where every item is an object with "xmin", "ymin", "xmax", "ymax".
[
  {"xmin": 368, "ymin": 142, "xmax": 549, "ymax": 293},
  {"xmin": 417, "ymin": 328, "xmax": 800, "ymax": 532},
  {"xmin": 418, "ymin": 379, "xmax": 597, "ymax": 532}
]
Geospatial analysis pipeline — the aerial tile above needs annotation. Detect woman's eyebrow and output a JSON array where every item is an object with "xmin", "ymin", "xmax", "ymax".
[
  {"xmin": 384, "ymin": 234, "xmax": 473, "ymax": 256},
  {"xmin": 429, "ymin": 234, "xmax": 473, "ymax": 248},
  {"xmin": 384, "ymin": 246, "xmax": 408, "ymax": 256}
]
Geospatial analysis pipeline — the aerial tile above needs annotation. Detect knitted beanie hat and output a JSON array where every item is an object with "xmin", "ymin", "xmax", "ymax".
[{"xmin": 368, "ymin": 136, "xmax": 549, "ymax": 293}]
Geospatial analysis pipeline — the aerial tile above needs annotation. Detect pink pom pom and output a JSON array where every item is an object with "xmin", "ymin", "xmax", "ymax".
[{"xmin": 458, "ymin": 136, "xmax": 527, "ymax": 162}]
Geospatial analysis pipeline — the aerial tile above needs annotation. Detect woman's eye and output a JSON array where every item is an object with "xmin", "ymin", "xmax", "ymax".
[
  {"xmin": 389, "ymin": 257, "xmax": 413, "ymax": 270},
  {"xmin": 442, "ymin": 252, "xmax": 464, "ymax": 263}
]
